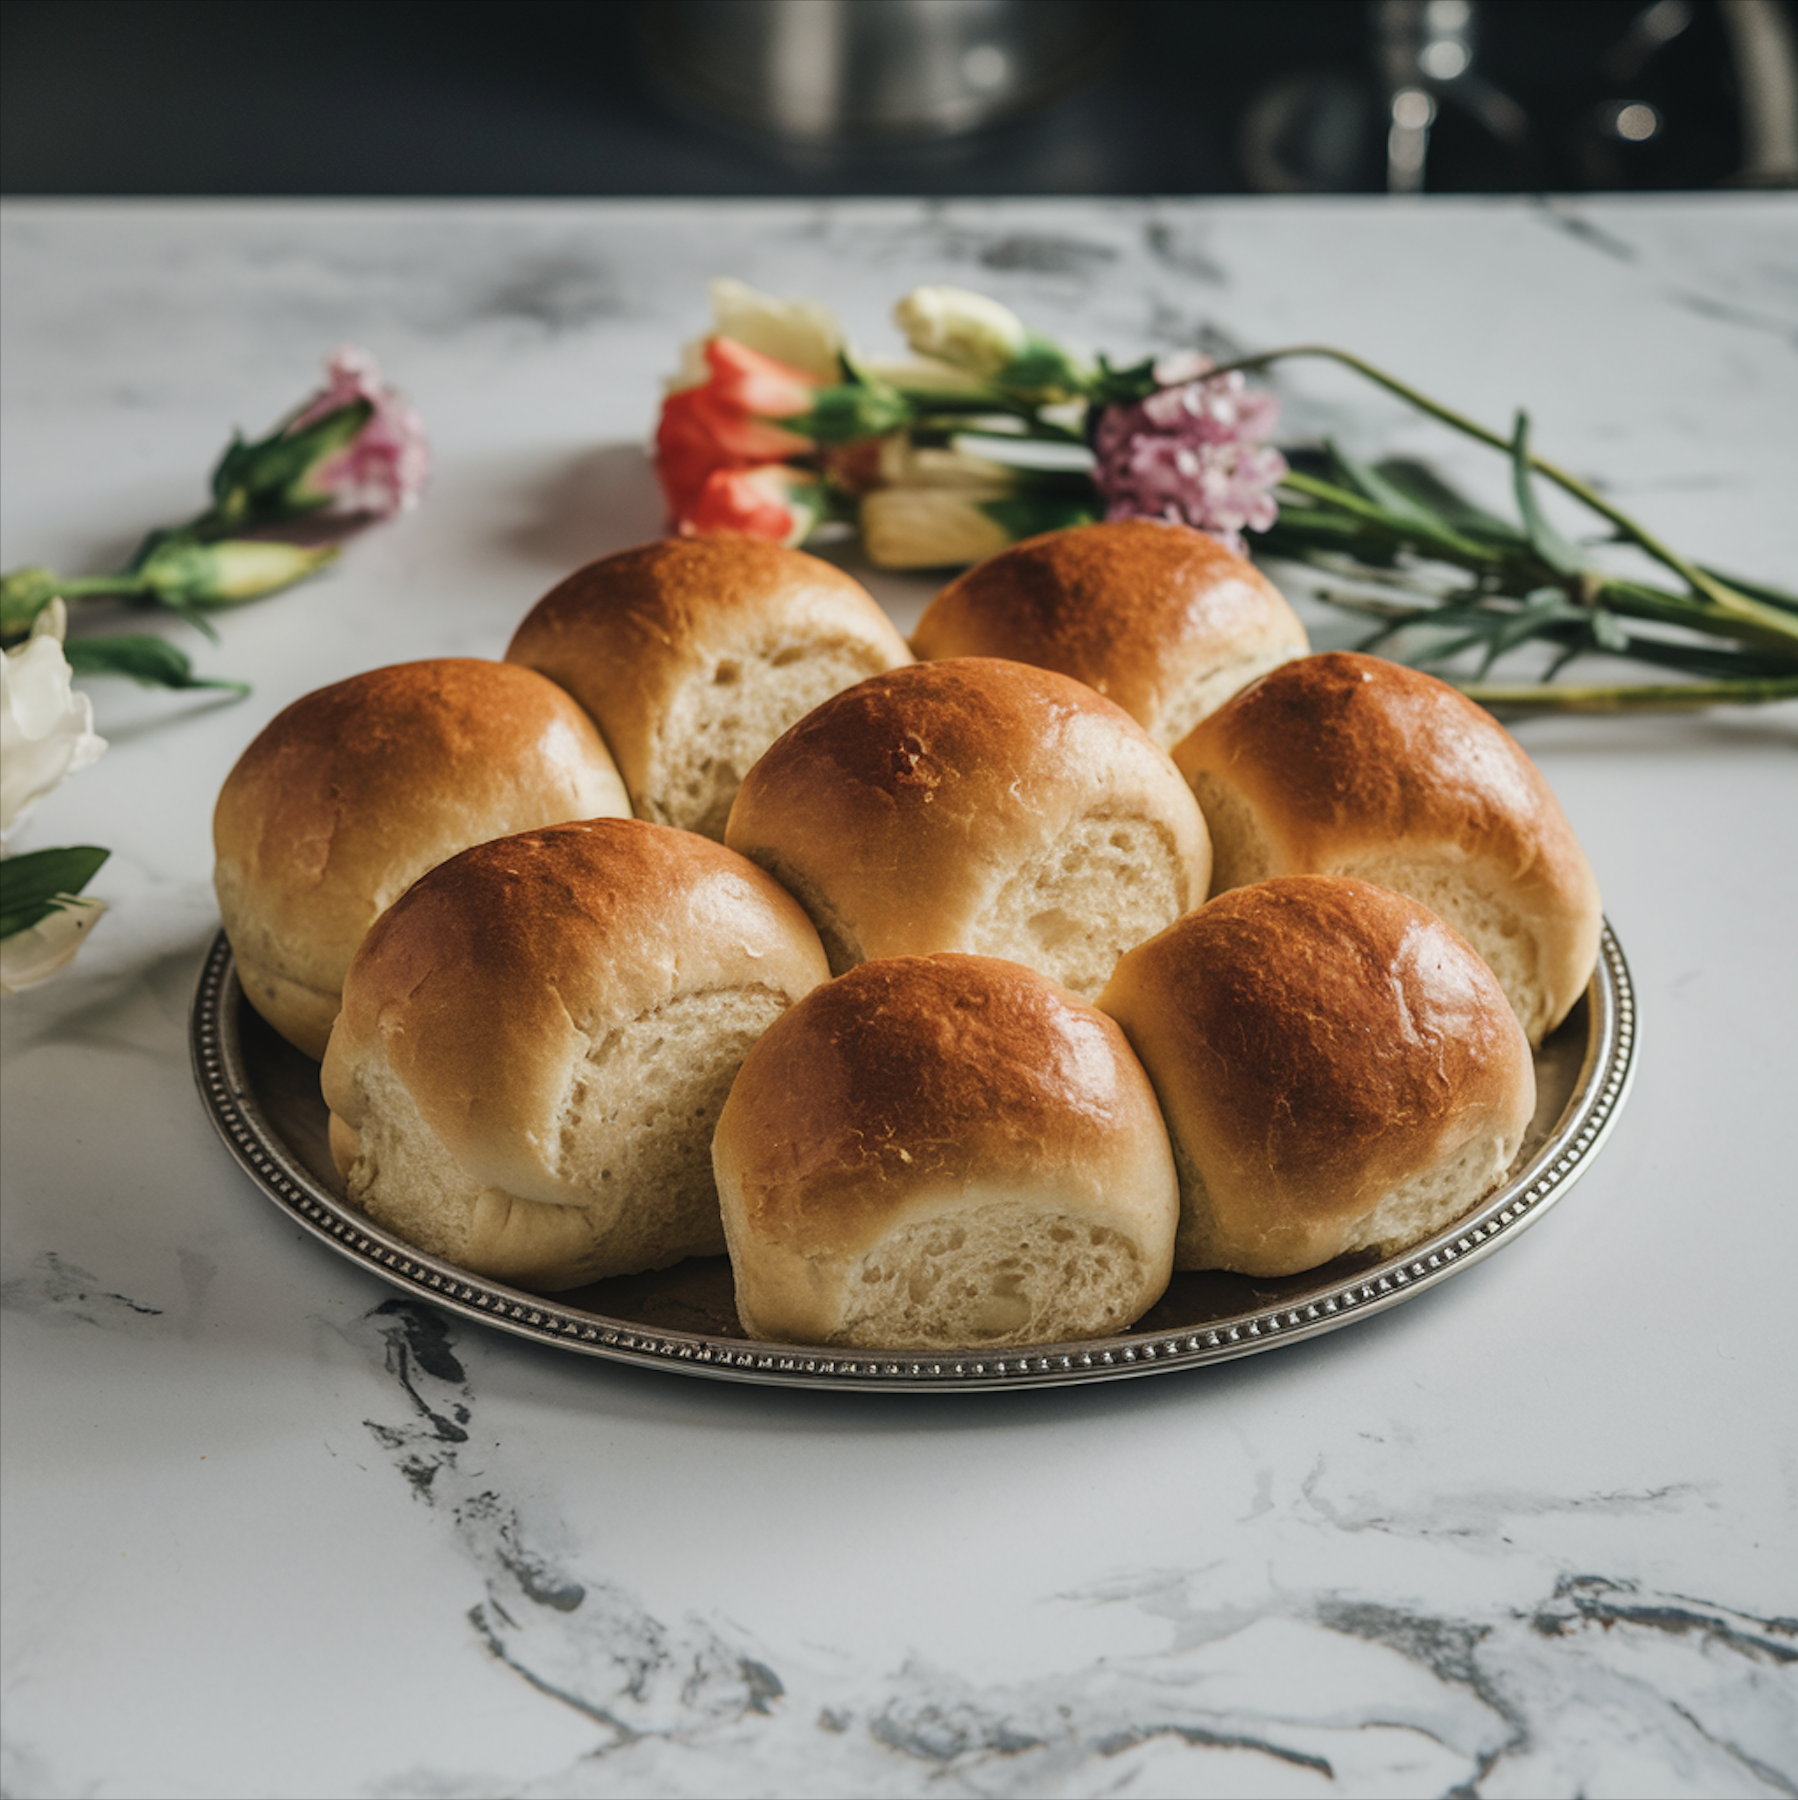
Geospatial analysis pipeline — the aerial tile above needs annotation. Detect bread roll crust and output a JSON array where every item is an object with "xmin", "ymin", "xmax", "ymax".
[
  {"xmin": 506, "ymin": 537, "xmax": 913, "ymax": 839},
  {"xmin": 321, "ymin": 818, "xmax": 830, "ymax": 1290},
  {"xmin": 213, "ymin": 658, "xmax": 630, "ymax": 1059},
  {"xmin": 912, "ymin": 519, "xmax": 1308, "ymax": 748},
  {"xmin": 715, "ymin": 954, "xmax": 1179, "ymax": 1346},
  {"xmin": 1172, "ymin": 652, "xmax": 1601, "ymax": 1042},
  {"xmin": 1099, "ymin": 876, "xmax": 1536, "ymax": 1275},
  {"xmin": 724, "ymin": 656, "xmax": 1212, "ymax": 997}
]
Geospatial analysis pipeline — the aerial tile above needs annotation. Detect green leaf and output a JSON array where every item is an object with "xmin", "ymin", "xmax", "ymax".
[
  {"xmin": 1325, "ymin": 439, "xmax": 1469, "ymax": 543},
  {"xmin": 0, "ymin": 846, "xmax": 110, "ymax": 940},
  {"xmin": 1543, "ymin": 640, "xmax": 1586, "ymax": 681},
  {"xmin": 1476, "ymin": 590, "xmax": 1586, "ymax": 674},
  {"xmin": 62, "ymin": 635, "xmax": 248, "ymax": 692},
  {"xmin": 1277, "ymin": 465, "xmax": 1492, "ymax": 566},
  {"xmin": 152, "ymin": 591, "xmax": 222, "ymax": 643},
  {"xmin": 1509, "ymin": 412, "xmax": 1587, "ymax": 578},
  {"xmin": 1369, "ymin": 458, "xmax": 1525, "ymax": 545},
  {"xmin": 1695, "ymin": 564, "xmax": 1798, "ymax": 616},
  {"xmin": 1589, "ymin": 608, "xmax": 1629, "ymax": 653},
  {"xmin": 977, "ymin": 493, "xmax": 1101, "ymax": 542}
]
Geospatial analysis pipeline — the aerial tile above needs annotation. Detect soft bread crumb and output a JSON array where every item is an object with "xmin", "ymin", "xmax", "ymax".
[
  {"xmin": 1155, "ymin": 647, "xmax": 1304, "ymax": 750},
  {"xmin": 343, "ymin": 985, "xmax": 793, "ymax": 1290},
  {"xmin": 829, "ymin": 1202, "xmax": 1150, "ymax": 1349},
  {"xmin": 1167, "ymin": 1113, "xmax": 1525, "ymax": 1274},
  {"xmin": 650, "ymin": 638, "xmax": 902, "ymax": 840},
  {"xmin": 1187, "ymin": 770, "xmax": 1278, "ymax": 894},
  {"xmin": 972, "ymin": 815, "xmax": 1185, "ymax": 998},
  {"xmin": 1334, "ymin": 854, "xmax": 1545, "ymax": 1043}
]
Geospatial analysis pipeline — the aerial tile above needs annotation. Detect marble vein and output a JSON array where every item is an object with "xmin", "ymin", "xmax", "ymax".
[{"xmin": 347, "ymin": 1302, "xmax": 1798, "ymax": 1800}]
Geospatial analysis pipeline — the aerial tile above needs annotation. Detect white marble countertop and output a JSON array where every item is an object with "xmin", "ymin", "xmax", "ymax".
[{"xmin": 2, "ymin": 196, "xmax": 1795, "ymax": 1800}]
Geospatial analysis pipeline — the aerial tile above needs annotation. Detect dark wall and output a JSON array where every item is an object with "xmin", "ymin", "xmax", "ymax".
[{"xmin": 0, "ymin": 0, "xmax": 1779, "ymax": 196}]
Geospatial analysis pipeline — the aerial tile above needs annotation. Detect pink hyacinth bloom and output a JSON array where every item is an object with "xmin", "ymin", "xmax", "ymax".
[
  {"xmin": 1092, "ymin": 357, "xmax": 1287, "ymax": 556},
  {"xmin": 287, "ymin": 346, "xmax": 430, "ymax": 517}
]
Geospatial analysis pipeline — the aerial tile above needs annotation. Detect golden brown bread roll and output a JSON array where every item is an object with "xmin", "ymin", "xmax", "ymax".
[
  {"xmin": 911, "ymin": 519, "xmax": 1308, "ymax": 749},
  {"xmin": 214, "ymin": 658, "xmax": 630, "ymax": 1060},
  {"xmin": 1172, "ymin": 652, "xmax": 1601, "ymax": 1044},
  {"xmin": 714, "ymin": 953, "xmax": 1179, "ymax": 1348},
  {"xmin": 724, "ymin": 657, "xmax": 1212, "ymax": 999},
  {"xmin": 1099, "ymin": 876, "xmax": 1537, "ymax": 1277},
  {"xmin": 506, "ymin": 537, "xmax": 913, "ymax": 841},
  {"xmin": 320, "ymin": 819, "xmax": 830, "ymax": 1292}
]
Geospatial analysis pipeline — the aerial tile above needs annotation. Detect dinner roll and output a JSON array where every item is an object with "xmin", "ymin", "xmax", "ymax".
[
  {"xmin": 1173, "ymin": 652, "xmax": 1601, "ymax": 1044},
  {"xmin": 724, "ymin": 657, "xmax": 1212, "ymax": 999},
  {"xmin": 214, "ymin": 658, "xmax": 630, "ymax": 1060},
  {"xmin": 506, "ymin": 537, "xmax": 913, "ymax": 841},
  {"xmin": 911, "ymin": 519, "xmax": 1308, "ymax": 749},
  {"xmin": 714, "ymin": 954, "xmax": 1179, "ymax": 1348},
  {"xmin": 1099, "ymin": 877, "xmax": 1536, "ymax": 1277},
  {"xmin": 321, "ymin": 819, "xmax": 830, "ymax": 1292}
]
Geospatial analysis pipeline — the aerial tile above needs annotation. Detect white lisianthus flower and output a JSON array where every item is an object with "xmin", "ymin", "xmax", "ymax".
[
  {"xmin": 875, "ymin": 437, "xmax": 1021, "ymax": 488},
  {"xmin": 0, "ymin": 599, "xmax": 108, "ymax": 843},
  {"xmin": 859, "ymin": 486, "xmax": 1018, "ymax": 569},
  {"xmin": 0, "ymin": 896, "xmax": 106, "ymax": 994},
  {"xmin": 893, "ymin": 286, "xmax": 1029, "ymax": 376},
  {"xmin": 663, "ymin": 278, "xmax": 845, "ymax": 397},
  {"xmin": 706, "ymin": 277, "xmax": 845, "ymax": 382}
]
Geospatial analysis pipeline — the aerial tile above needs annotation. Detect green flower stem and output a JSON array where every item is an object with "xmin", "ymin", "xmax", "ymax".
[
  {"xmin": 1210, "ymin": 344, "xmax": 1798, "ymax": 645},
  {"xmin": 1274, "ymin": 474, "xmax": 1798, "ymax": 659},
  {"xmin": 27, "ymin": 573, "xmax": 155, "ymax": 600},
  {"xmin": 907, "ymin": 404, "xmax": 1089, "ymax": 442},
  {"xmin": 1459, "ymin": 674, "xmax": 1798, "ymax": 713},
  {"xmin": 1279, "ymin": 468, "xmax": 1496, "ymax": 563},
  {"xmin": 1593, "ymin": 578, "xmax": 1798, "ymax": 657}
]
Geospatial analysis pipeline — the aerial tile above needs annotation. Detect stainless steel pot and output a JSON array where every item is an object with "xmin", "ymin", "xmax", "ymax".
[{"xmin": 638, "ymin": 0, "xmax": 1113, "ymax": 143}]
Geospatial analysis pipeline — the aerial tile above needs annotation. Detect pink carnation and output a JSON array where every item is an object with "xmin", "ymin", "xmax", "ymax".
[
  {"xmin": 1092, "ymin": 357, "xmax": 1287, "ymax": 556},
  {"xmin": 287, "ymin": 346, "xmax": 430, "ymax": 517}
]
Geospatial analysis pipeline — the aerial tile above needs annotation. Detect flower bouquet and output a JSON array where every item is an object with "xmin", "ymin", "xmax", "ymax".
[{"xmin": 655, "ymin": 281, "xmax": 1798, "ymax": 715}]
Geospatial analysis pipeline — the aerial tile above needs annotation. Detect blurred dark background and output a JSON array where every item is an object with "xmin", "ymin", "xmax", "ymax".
[{"xmin": 3, "ymin": 0, "xmax": 1794, "ymax": 197}]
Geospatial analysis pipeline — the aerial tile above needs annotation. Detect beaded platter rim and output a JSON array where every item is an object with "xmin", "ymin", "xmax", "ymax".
[{"xmin": 190, "ymin": 924, "xmax": 1637, "ymax": 1393}]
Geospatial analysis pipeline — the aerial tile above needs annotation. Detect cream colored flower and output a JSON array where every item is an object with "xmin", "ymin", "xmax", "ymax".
[
  {"xmin": 667, "ymin": 279, "xmax": 844, "ymax": 394},
  {"xmin": 860, "ymin": 487, "xmax": 1017, "ymax": 569},
  {"xmin": 875, "ymin": 437, "xmax": 1020, "ymax": 488},
  {"xmin": 0, "ymin": 600, "xmax": 108, "ymax": 843},
  {"xmin": 0, "ymin": 896, "xmax": 106, "ymax": 994},
  {"xmin": 707, "ymin": 277, "xmax": 844, "ymax": 380},
  {"xmin": 893, "ymin": 286, "xmax": 1028, "ymax": 377},
  {"xmin": 857, "ymin": 353, "xmax": 992, "ymax": 397}
]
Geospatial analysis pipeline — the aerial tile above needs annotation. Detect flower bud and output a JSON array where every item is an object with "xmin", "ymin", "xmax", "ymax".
[
  {"xmin": 0, "ymin": 567, "xmax": 61, "ymax": 646},
  {"xmin": 706, "ymin": 277, "xmax": 844, "ymax": 382},
  {"xmin": 208, "ymin": 346, "xmax": 429, "ymax": 531},
  {"xmin": 874, "ymin": 437, "xmax": 1022, "ymax": 488},
  {"xmin": 859, "ymin": 487, "xmax": 1019, "ymax": 569},
  {"xmin": 893, "ymin": 286, "xmax": 1087, "ymax": 399},
  {"xmin": 137, "ymin": 537, "xmax": 338, "ymax": 607},
  {"xmin": 894, "ymin": 287, "xmax": 1029, "ymax": 376}
]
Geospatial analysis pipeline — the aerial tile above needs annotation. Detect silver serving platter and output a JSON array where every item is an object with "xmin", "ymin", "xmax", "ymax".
[{"xmin": 191, "ymin": 924, "xmax": 1637, "ymax": 1392}]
